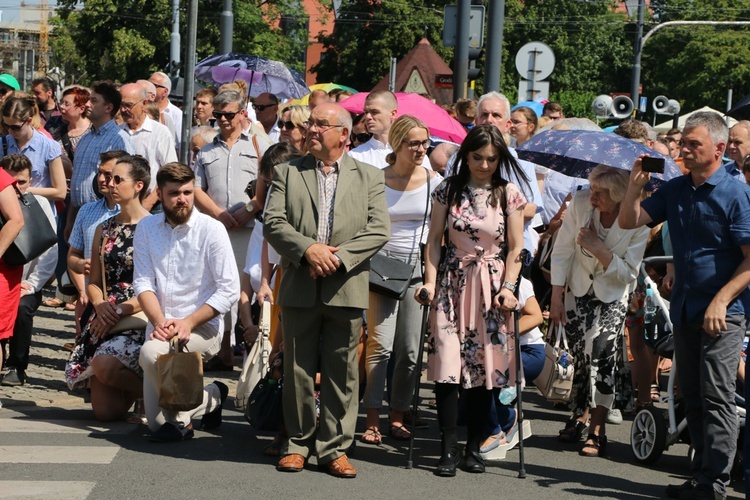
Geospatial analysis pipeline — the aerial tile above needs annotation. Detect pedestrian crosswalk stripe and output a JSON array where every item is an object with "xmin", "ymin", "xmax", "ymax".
[
  {"xmin": 0, "ymin": 446, "xmax": 119, "ymax": 464},
  {"xmin": 0, "ymin": 418, "xmax": 134, "ymax": 435},
  {"xmin": 0, "ymin": 480, "xmax": 95, "ymax": 500}
]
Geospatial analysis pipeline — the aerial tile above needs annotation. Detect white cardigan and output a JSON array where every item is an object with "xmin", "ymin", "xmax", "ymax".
[{"xmin": 550, "ymin": 190, "xmax": 650, "ymax": 303}]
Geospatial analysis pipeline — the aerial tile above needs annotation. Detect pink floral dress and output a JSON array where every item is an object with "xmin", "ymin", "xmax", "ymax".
[{"xmin": 426, "ymin": 180, "xmax": 526, "ymax": 389}]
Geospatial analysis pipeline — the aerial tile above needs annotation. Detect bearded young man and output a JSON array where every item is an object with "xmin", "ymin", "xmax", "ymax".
[{"xmin": 133, "ymin": 162, "xmax": 240, "ymax": 443}]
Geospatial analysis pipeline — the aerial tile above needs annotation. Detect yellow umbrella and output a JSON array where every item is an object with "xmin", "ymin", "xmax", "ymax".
[{"xmin": 285, "ymin": 83, "xmax": 359, "ymax": 106}]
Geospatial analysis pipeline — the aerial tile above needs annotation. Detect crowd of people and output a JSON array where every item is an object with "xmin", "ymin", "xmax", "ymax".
[{"xmin": 0, "ymin": 68, "xmax": 748, "ymax": 497}]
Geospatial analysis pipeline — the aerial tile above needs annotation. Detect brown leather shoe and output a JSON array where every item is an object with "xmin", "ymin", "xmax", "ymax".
[
  {"xmin": 321, "ymin": 454, "xmax": 357, "ymax": 478},
  {"xmin": 277, "ymin": 454, "xmax": 306, "ymax": 472}
]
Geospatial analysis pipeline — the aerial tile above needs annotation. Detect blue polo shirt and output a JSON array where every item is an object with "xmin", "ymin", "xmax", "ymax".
[{"xmin": 641, "ymin": 166, "xmax": 750, "ymax": 328}]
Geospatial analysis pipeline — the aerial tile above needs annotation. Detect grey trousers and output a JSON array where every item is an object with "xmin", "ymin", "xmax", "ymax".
[
  {"xmin": 139, "ymin": 324, "xmax": 222, "ymax": 433},
  {"xmin": 280, "ymin": 302, "xmax": 362, "ymax": 465},
  {"xmin": 674, "ymin": 315, "xmax": 744, "ymax": 496},
  {"xmin": 364, "ymin": 249, "xmax": 423, "ymax": 412}
]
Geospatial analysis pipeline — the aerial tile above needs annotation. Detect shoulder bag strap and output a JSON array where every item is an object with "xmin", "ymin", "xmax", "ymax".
[
  {"xmin": 252, "ymin": 134, "xmax": 260, "ymax": 160},
  {"xmin": 61, "ymin": 129, "xmax": 74, "ymax": 161}
]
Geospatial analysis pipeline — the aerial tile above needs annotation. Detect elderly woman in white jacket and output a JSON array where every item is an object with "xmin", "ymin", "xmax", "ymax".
[{"xmin": 549, "ymin": 164, "xmax": 650, "ymax": 458}]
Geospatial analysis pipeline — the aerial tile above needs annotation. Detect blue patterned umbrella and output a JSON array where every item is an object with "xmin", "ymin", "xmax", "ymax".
[
  {"xmin": 516, "ymin": 129, "xmax": 682, "ymax": 190},
  {"xmin": 194, "ymin": 52, "xmax": 309, "ymax": 100}
]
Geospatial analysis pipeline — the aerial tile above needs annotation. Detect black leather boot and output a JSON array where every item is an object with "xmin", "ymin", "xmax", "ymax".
[{"xmin": 435, "ymin": 436, "xmax": 460, "ymax": 477}]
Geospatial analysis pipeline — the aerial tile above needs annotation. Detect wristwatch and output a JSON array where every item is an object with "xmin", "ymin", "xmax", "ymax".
[
  {"xmin": 502, "ymin": 281, "xmax": 517, "ymax": 293},
  {"xmin": 245, "ymin": 200, "xmax": 255, "ymax": 213},
  {"xmin": 115, "ymin": 306, "xmax": 123, "ymax": 316}
]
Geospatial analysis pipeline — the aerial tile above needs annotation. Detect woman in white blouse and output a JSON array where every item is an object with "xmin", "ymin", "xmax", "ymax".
[{"xmin": 360, "ymin": 115, "xmax": 441, "ymax": 445}]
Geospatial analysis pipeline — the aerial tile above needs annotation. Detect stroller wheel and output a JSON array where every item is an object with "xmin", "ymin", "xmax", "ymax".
[{"xmin": 631, "ymin": 406, "xmax": 667, "ymax": 464}]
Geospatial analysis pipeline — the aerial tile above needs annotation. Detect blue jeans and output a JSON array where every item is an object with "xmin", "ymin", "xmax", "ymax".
[{"xmin": 485, "ymin": 343, "xmax": 546, "ymax": 436}]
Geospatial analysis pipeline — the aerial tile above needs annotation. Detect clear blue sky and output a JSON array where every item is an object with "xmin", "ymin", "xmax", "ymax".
[{"xmin": 0, "ymin": 1, "xmax": 58, "ymax": 23}]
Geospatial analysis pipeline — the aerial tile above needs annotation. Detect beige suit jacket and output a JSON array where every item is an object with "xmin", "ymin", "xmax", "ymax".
[
  {"xmin": 263, "ymin": 153, "xmax": 390, "ymax": 309},
  {"xmin": 550, "ymin": 189, "xmax": 650, "ymax": 303}
]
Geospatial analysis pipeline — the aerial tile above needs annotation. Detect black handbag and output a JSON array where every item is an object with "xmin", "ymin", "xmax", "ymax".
[
  {"xmin": 245, "ymin": 353, "xmax": 284, "ymax": 432},
  {"xmin": 1, "ymin": 186, "xmax": 58, "ymax": 267},
  {"xmin": 369, "ymin": 168, "xmax": 431, "ymax": 301}
]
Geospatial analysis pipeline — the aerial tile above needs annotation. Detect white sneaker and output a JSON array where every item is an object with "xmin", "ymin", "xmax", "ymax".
[{"xmin": 606, "ymin": 408, "xmax": 623, "ymax": 425}]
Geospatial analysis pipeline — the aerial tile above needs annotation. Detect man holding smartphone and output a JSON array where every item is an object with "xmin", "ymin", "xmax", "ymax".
[{"xmin": 619, "ymin": 111, "xmax": 750, "ymax": 500}]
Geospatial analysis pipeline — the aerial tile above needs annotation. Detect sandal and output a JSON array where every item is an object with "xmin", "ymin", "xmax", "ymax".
[
  {"xmin": 360, "ymin": 426, "xmax": 382, "ymax": 445},
  {"xmin": 558, "ymin": 418, "xmax": 588, "ymax": 443},
  {"xmin": 42, "ymin": 297, "xmax": 65, "ymax": 308},
  {"xmin": 579, "ymin": 433, "xmax": 607, "ymax": 457},
  {"xmin": 650, "ymin": 383, "xmax": 661, "ymax": 402},
  {"xmin": 479, "ymin": 430, "xmax": 507, "ymax": 453},
  {"xmin": 389, "ymin": 423, "xmax": 411, "ymax": 441}
]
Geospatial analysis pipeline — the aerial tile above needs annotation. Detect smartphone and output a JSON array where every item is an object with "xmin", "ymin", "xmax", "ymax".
[{"xmin": 641, "ymin": 156, "xmax": 665, "ymax": 174}]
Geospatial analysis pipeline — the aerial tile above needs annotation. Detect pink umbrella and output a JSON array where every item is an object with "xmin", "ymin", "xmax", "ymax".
[{"xmin": 338, "ymin": 92, "xmax": 467, "ymax": 143}]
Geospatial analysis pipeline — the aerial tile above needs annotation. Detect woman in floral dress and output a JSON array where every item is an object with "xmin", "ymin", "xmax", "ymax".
[
  {"xmin": 66, "ymin": 155, "xmax": 152, "ymax": 421},
  {"xmin": 416, "ymin": 125, "xmax": 528, "ymax": 476}
]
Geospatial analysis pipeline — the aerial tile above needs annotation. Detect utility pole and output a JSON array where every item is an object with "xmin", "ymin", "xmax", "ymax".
[
  {"xmin": 180, "ymin": 0, "xmax": 199, "ymax": 165},
  {"xmin": 169, "ymin": 0, "xmax": 180, "ymax": 77},
  {"xmin": 630, "ymin": 0, "xmax": 645, "ymax": 116},
  {"xmin": 484, "ymin": 0, "xmax": 504, "ymax": 93},
  {"xmin": 453, "ymin": 0, "xmax": 470, "ymax": 102},
  {"xmin": 220, "ymin": 0, "xmax": 233, "ymax": 54}
]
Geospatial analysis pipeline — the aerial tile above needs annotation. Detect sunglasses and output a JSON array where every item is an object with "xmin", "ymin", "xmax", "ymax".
[
  {"xmin": 352, "ymin": 133, "xmax": 372, "ymax": 144},
  {"xmin": 3, "ymin": 122, "xmax": 24, "ymax": 132},
  {"xmin": 97, "ymin": 169, "xmax": 112, "ymax": 181},
  {"xmin": 253, "ymin": 103, "xmax": 276, "ymax": 112},
  {"xmin": 0, "ymin": 87, "xmax": 10, "ymax": 96},
  {"xmin": 111, "ymin": 175, "xmax": 134, "ymax": 185},
  {"xmin": 278, "ymin": 120, "xmax": 297, "ymax": 131},
  {"xmin": 152, "ymin": 83, "xmax": 168, "ymax": 90},
  {"xmin": 213, "ymin": 111, "xmax": 239, "ymax": 121}
]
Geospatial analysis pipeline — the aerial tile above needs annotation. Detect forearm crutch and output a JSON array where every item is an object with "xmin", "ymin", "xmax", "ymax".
[{"xmin": 406, "ymin": 288, "xmax": 430, "ymax": 469}]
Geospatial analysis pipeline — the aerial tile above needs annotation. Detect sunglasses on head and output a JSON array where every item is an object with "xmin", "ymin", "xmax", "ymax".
[
  {"xmin": 352, "ymin": 133, "xmax": 372, "ymax": 144},
  {"xmin": 213, "ymin": 111, "xmax": 238, "ymax": 121},
  {"xmin": 253, "ymin": 103, "xmax": 276, "ymax": 112},
  {"xmin": 278, "ymin": 120, "xmax": 297, "ymax": 131}
]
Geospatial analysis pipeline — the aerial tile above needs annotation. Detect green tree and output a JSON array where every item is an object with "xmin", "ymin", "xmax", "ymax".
[
  {"xmin": 311, "ymin": 0, "xmax": 453, "ymax": 91},
  {"xmin": 50, "ymin": 0, "xmax": 310, "ymax": 85},
  {"xmin": 498, "ymin": 0, "xmax": 633, "ymax": 116},
  {"xmin": 641, "ymin": 0, "xmax": 750, "ymax": 113}
]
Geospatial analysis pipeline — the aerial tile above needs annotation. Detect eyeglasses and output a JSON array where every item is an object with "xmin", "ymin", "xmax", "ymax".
[
  {"xmin": 213, "ymin": 111, "xmax": 239, "ymax": 121},
  {"xmin": 120, "ymin": 101, "xmax": 140, "ymax": 110},
  {"xmin": 97, "ymin": 169, "xmax": 112, "ymax": 181},
  {"xmin": 352, "ymin": 133, "xmax": 372, "ymax": 144},
  {"xmin": 304, "ymin": 121, "xmax": 344, "ymax": 133},
  {"xmin": 253, "ymin": 103, "xmax": 276, "ymax": 112},
  {"xmin": 404, "ymin": 139, "xmax": 431, "ymax": 151},
  {"xmin": 277, "ymin": 120, "xmax": 297, "ymax": 131},
  {"xmin": 3, "ymin": 122, "xmax": 24, "ymax": 132},
  {"xmin": 111, "ymin": 175, "xmax": 134, "ymax": 185}
]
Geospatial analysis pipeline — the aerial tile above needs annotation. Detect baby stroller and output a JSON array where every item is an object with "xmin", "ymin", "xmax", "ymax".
[{"xmin": 629, "ymin": 256, "xmax": 747, "ymax": 468}]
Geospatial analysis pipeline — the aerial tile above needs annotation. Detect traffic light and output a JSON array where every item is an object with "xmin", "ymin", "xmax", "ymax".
[{"xmin": 468, "ymin": 48, "xmax": 482, "ymax": 81}]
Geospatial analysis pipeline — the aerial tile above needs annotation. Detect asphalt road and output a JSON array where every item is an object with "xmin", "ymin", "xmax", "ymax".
[{"xmin": 0, "ymin": 289, "xmax": 745, "ymax": 499}]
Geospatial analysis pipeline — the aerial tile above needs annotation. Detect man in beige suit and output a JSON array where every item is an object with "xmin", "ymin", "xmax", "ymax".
[{"xmin": 264, "ymin": 102, "xmax": 389, "ymax": 478}]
